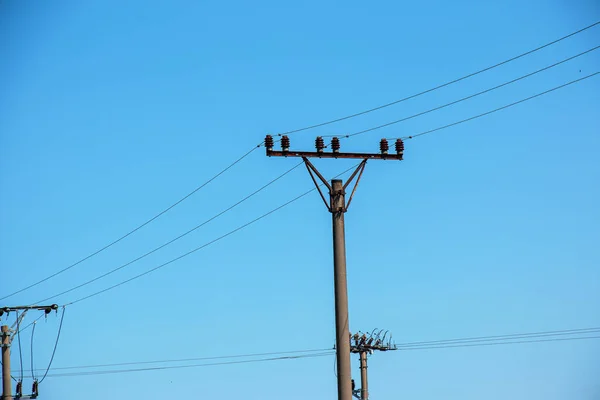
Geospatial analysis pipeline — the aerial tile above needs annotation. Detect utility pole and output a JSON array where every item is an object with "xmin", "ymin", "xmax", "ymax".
[
  {"xmin": 265, "ymin": 134, "xmax": 403, "ymax": 400},
  {"xmin": 350, "ymin": 329, "xmax": 397, "ymax": 400},
  {"xmin": 0, "ymin": 305, "xmax": 58, "ymax": 400},
  {"xmin": 2, "ymin": 325, "xmax": 12, "ymax": 400}
]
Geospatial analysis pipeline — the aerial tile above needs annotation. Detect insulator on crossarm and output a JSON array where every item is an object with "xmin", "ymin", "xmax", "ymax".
[
  {"xmin": 315, "ymin": 136, "xmax": 325, "ymax": 153},
  {"xmin": 32, "ymin": 380, "xmax": 39, "ymax": 398},
  {"xmin": 265, "ymin": 135, "xmax": 274, "ymax": 151},
  {"xmin": 16, "ymin": 381, "xmax": 22, "ymax": 397},
  {"xmin": 281, "ymin": 135, "xmax": 290, "ymax": 152},
  {"xmin": 395, "ymin": 139, "xmax": 404, "ymax": 160},
  {"xmin": 380, "ymin": 138, "xmax": 389, "ymax": 154},
  {"xmin": 331, "ymin": 137, "xmax": 340, "ymax": 153}
]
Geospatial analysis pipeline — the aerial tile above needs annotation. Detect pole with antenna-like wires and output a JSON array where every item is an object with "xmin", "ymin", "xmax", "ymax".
[
  {"xmin": 1, "ymin": 305, "xmax": 58, "ymax": 399},
  {"xmin": 264, "ymin": 134, "xmax": 403, "ymax": 400}
]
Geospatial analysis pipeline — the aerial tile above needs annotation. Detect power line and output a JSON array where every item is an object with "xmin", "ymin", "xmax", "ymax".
[
  {"xmin": 399, "ymin": 335, "xmax": 600, "ymax": 351},
  {"xmin": 389, "ymin": 72, "xmax": 599, "ymax": 140},
  {"xmin": 43, "ymin": 352, "xmax": 335, "ymax": 378},
  {"xmin": 65, "ymin": 163, "xmax": 361, "ymax": 306},
  {"xmin": 279, "ymin": 21, "xmax": 600, "ymax": 136},
  {"xmin": 39, "ymin": 306, "xmax": 66, "ymax": 383},
  {"xmin": 21, "ymin": 348, "xmax": 334, "ymax": 372},
  {"xmin": 30, "ymin": 320, "xmax": 36, "ymax": 380},
  {"xmin": 1, "ymin": 146, "xmax": 260, "ymax": 302},
  {"xmin": 34, "ymin": 161, "xmax": 303, "ymax": 304},
  {"xmin": 395, "ymin": 327, "xmax": 600, "ymax": 347},
  {"xmin": 25, "ymin": 329, "xmax": 600, "ymax": 379},
  {"xmin": 328, "ymin": 46, "xmax": 599, "ymax": 139}
]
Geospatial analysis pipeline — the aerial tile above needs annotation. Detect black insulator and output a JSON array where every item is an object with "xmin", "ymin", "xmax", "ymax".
[
  {"xmin": 265, "ymin": 135, "xmax": 274, "ymax": 150},
  {"xmin": 331, "ymin": 137, "xmax": 340, "ymax": 153},
  {"xmin": 32, "ymin": 381, "xmax": 38, "ymax": 396},
  {"xmin": 315, "ymin": 136, "xmax": 325, "ymax": 152},
  {"xmin": 395, "ymin": 139, "xmax": 404, "ymax": 153},
  {"xmin": 16, "ymin": 381, "xmax": 22, "ymax": 396},
  {"xmin": 281, "ymin": 135, "xmax": 290, "ymax": 151},
  {"xmin": 380, "ymin": 138, "xmax": 389, "ymax": 154}
]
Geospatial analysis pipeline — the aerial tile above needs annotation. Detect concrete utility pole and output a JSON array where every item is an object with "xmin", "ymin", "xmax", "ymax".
[
  {"xmin": 0, "ymin": 305, "xmax": 58, "ymax": 400},
  {"xmin": 265, "ymin": 134, "xmax": 403, "ymax": 400},
  {"xmin": 359, "ymin": 351, "xmax": 368, "ymax": 400},
  {"xmin": 2, "ymin": 325, "xmax": 12, "ymax": 400},
  {"xmin": 350, "ymin": 329, "xmax": 397, "ymax": 400}
]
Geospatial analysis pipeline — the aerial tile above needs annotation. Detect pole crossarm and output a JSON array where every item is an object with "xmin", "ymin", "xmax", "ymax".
[
  {"xmin": 350, "ymin": 329, "xmax": 397, "ymax": 353},
  {"xmin": 267, "ymin": 150, "xmax": 402, "ymax": 160},
  {"xmin": 0, "ymin": 305, "xmax": 58, "ymax": 317}
]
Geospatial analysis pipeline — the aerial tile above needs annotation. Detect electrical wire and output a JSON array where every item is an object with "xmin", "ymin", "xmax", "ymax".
[
  {"xmin": 387, "ymin": 72, "xmax": 599, "ymax": 140},
  {"xmin": 26, "ymin": 332, "xmax": 600, "ymax": 379},
  {"xmin": 42, "ymin": 352, "xmax": 335, "ymax": 378},
  {"xmin": 39, "ymin": 306, "xmax": 66, "ymax": 383},
  {"xmin": 20, "ymin": 348, "xmax": 334, "ymax": 372},
  {"xmin": 16, "ymin": 311, "xmax": 23, "ymax": 381},
  {"xmin": 12, "ymin": 326, "xmax": 599, "ymax": 377},
  {"xmin": 399, "ymin": 335, "xmax": 600, "ymax": 351},
  {"xmin": 279, "ymin": 20, "xmax": 600, "ymax": 136},
  {"xmin": 0, "ymin": 146, "xmax": 260, "ymax": 302},
  {"xmin": 395, "ymin": 327, "xmax": 600, "ymax": 348},
  {"xmin": 30, "ymin": 320, "xmax": 37, "ymax": 380},
  {"xmin": 328, "ymin": 46, "xmax": 600, "ymax": 139},
  {"xmin": 65, "ymin": 163, "xmax": 361, "ymax": 306},
  {"xmin": 34, "ymin": 161, "xmax": 304, "ymax": 304}
]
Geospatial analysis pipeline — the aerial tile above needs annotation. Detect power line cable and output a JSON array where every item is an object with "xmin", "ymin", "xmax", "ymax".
[
  {"xmin": 396, "ymin": 327, "xmax": 600, "ymax": 347},
  {"xmin": 34, "ymin": 161, "xmax": 303, "ymax": 304},
  {"xmin": 328, "ymin": 46, "xmax": 599, "ymax": 139},
  {"xmin": 399, "ymin": 335, "xmax": 600, "ymax": 351},
  {"xmin": 20, "ymin": 348, "xmax": 334, "ymax": 372},
  {"xmin": 32, "ymin": 334, "xmax": 600, "ymax": 379},
  {"xmin": 39, "ymin": 306, "xmax": 66, "ymax": 383},
  {"xmin": 279, "ymin": 21, "xmax": 600, "ymax": 136},
  {"xmin": 30, "ymin": 321, "xmax": 37, "ymax": 380},
  {"xmin": 15, "ymin": 326, "xmax": 598, "ymax": 373},
  {"xmin": 65, "ymin": 163, "xmax": 361, "ymax": 306},
  {"xmin": 43, "ymin": 352, "xmax": 335, "ymax": 378},
  {"xmin": 0, "ymin": 146, "xmax": 260, "ymax": 301},
  {"xmin": 16, "ymin": 311, "xmax": 23, "ymax": 381},
  {"xmin": 389, "ymin": 72, "xmax": 599, "ymax": 140}
]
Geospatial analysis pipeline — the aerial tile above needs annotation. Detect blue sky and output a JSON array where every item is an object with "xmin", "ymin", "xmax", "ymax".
[{"xmin": 1, "ymin": 0, "xmax": 599, "ymax": 399}]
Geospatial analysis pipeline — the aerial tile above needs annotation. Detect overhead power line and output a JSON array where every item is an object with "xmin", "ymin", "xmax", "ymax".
[
  {"xmin": 389, "ymin": 72, "xmax": 599, "ymax": 140},
  {"xmin": 18, "ymin": 326, "xmax": 599, "ymax": 379},
  {"xmin": 43, "ymin": 352, "xmax": 335, "ymax": 378},
  {"xmin": 399, "ymin": 335, "xmax": 600, "ymax": 351},
  {"xmin": 279, "ymin": 20, "xmax": 600, "ymax": 136},
  {"xmin": 1, "ymin": 146, "xmax": 260, "ymax": 302},
  {"xmin": 22, "ymin": 348, "xmax": 334, "ymax": 372},
  {"xmin": 327, "ymin": 46, "xmax": 599, "ymax": 139},
  {"xmin": 64, "ymin": 163, "xmax": 362, "ymax": 306},
  {"xmin": 33, "ymin": 162, "xmax": 303, "ymax": 304},
  {"xmin": 396, "ymin": 327, "xmax": 600, "ymax": 348}
]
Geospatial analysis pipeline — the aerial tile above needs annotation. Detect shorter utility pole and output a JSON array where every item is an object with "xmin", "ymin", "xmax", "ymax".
[
  {"xmin": 2, "ymin": 325, "xmax": 12, "ymax": 400},
  {"xmin": 1, "ymin": 305, "xmax": 58, "ymax": 400},
  {"xmin": 350, "ymin": 329, "xmax": 397, "ymax": 400}
]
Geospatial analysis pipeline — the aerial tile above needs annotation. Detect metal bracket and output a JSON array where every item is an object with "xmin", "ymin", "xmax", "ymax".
[
  {"xmin": 343, "ymin": 159, "xmax": 367, "ymax": 211},
  {"xmin": 303, "ymin": 157, "xmax": 332, "ymax": 212}
]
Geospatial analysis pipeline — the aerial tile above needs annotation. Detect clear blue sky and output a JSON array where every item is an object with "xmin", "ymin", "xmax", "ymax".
[{"xmin": 1, "ymin": 0, "xmax": 599, "ymax": 399}]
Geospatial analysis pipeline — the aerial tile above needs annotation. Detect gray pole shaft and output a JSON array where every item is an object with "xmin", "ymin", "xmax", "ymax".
[
  {"xmin": 331, "ymin": 179, "xmax": 352, "ymax": 400},
  {"xmin": 360, "ymin": 351, "xmax": 369, "ymax": 400},
  {"xmin": 2, "ymin": 325, "xmax": 12, "ymax": 400}
]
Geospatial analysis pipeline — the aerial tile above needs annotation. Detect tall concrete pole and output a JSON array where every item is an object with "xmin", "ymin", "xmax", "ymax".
[
  {"xmin": 359, "ymin": 351, "xmax": 369, "ymax": 400},
  {"xmin": 331, "ymin": 179, "xmax": 352, "ymax": 400},
  {"xmin": 2, "ymin": 325, "xmax": 12, "ymax": 400}
]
